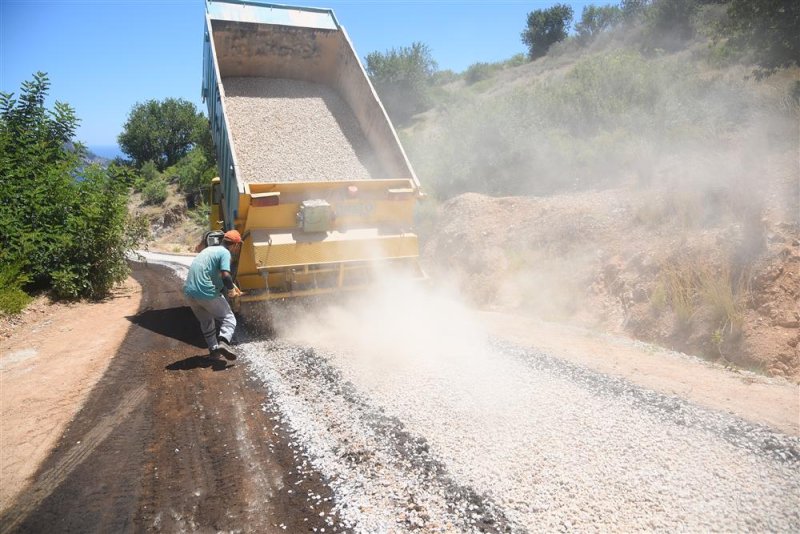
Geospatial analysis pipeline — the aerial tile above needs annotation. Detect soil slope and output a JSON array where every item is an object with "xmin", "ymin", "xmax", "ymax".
[{"xmin": 422, "ymin": 187, "xmax": 800, "ymax": 380}]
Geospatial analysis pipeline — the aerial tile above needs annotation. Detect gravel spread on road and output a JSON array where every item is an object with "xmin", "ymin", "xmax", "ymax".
[
  {"xmin": 222, "ymin": 77, "xmax": 380, "ymax": 183},
  {"xmin": 240, "ymin": 287, "xmax": 800, "ymax": 533}
]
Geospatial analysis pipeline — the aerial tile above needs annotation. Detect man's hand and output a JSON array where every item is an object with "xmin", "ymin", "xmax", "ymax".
[{"xmin": 227, "ymin": 285, "xmax": 243, "ymax": 298}]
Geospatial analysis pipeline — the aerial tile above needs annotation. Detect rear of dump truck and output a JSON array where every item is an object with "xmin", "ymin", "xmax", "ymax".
[{"xmin": 202, "ymin": 0, "xmax": 424, "ymax": 303}]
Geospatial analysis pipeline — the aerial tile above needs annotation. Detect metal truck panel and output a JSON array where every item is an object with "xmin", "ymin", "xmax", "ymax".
[
  {"xmin": 202, "ymin": 0, "xmax": 424, "ymax": 301},
  {"xmin": 250, "ymin": 228, "xmax": 419, "ymax": 269},
  {"xmin": 207, "ymin": 1, "xmax": 338, "ymax": 30}
]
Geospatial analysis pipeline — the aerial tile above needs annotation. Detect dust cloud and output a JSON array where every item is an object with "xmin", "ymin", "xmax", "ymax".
[
  {"xmin": 406, "ymin": 51, "xmax": 799, "ymax": 352},
  {"xmin": 277, "ymin": 269, "xmax": 493, "ymax": 383}
]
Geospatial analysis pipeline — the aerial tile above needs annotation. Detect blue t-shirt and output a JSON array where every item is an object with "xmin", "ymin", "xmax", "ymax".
[{"xmin": 183, "ymin": 246, "xmax": 232, "ymax": 300}]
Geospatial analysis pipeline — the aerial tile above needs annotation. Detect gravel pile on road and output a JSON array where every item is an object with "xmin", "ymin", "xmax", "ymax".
[
  {"xmin": 222, "ymin": 77, "xmax": 380, "ymax": 183},
  {"xmin": 240, "ymin": 288, "xmax": 800, "ymax": 533}
]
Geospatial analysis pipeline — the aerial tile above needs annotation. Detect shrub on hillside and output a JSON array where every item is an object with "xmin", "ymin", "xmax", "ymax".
[
  {"xmin": 163, "ymin": 147, "xmax": 215, "ymax": 205},
  {"xmin": 404, "ymin": 50, "xmax": 767, "ymax": 199},
  {"xmin": 503, "ymin": 54, "xmax": 529, "ymax": 68},
  {"xmin": 464, "ymin": 62, "xmax": 498, "ymax": 85},
  {"xmin": 142, "ymin": 177, "xmax": 168, "ymax": 206}
]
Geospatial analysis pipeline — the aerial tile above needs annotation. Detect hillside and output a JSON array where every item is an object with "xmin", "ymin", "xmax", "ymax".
[{"xmin": 401, "ymin": 29, "xmax": 799, "ymax": 379}]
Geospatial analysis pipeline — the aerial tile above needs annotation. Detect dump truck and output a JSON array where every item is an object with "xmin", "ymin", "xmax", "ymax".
[{"xmin": 201, "ymin": 0, "xmax": 424, "ymax": 305}]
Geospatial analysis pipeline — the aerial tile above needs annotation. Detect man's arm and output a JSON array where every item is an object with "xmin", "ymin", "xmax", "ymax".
[{"xmin": 221, "ymin": 271, "xmax": 242, "ymax": 297}]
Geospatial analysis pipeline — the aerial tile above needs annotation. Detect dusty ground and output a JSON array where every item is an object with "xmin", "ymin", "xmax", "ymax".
[
  {"xmin": 1, "ymin": 259, "xmax": 797, "ymax": 530},
  {"xmin": 0, "ymin": 263, "xmax": 333, "ymax": 532},
  {"xmin": 0, "ymin": 278, "xmax": 142, "ymax": 511}
]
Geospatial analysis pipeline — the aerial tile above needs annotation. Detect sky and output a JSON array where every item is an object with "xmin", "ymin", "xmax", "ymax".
[{"xmin": 1, "ymin": 0, "xmax": 590, "ymax": 147}]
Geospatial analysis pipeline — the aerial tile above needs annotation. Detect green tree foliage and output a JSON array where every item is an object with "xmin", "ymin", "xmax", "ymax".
[
  {"xmin": 0, "ymin": 72, "xmax": 146, "ymax": 303},
  {"xmin": 521, "ymin": 4, "xmax": 574, "ymax": 59},
  {"xmin": 365, "ymin": 42, "xmax": 438, "ymax": 125},
  {"xmin": 717, "ymin": 0, "xmax": 800, "ymax": 77},
  {"xmin": 576, "ymin": 4, "xmax": 623, "ymax": 44},
  {"xmin": 645, "ymin": 0, "xmax": 700, "ymax": 48},
  {"xmin": 164, "ymin": 147, "xmax": 215, "ymax": 206},
  {"xmin": 118, "ymin": 98, "xmax": 208, "ymax": 171},
  {"xmin": 621, "ymin": 0, "xmax": 652, "ymax": 23}
]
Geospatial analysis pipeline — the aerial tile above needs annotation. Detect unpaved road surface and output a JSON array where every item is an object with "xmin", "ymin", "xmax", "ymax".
[
  {"xmin": 240, "ymin": 286, "xmax": 800, "ymax": 532},
  {"xmin": 1, "ymin": 259, "xmax": 799, "ymax": 532},
  {"xmin": 1, "ymin": 262, "xmax": 333, "ymax": 533}
]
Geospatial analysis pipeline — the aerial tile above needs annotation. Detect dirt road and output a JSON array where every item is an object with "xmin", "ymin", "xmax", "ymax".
[
  {"xmin": 2, "ymin": 258, "xmax": 798, "ymax": 532},
  {"xmin": 0, "ymin": 262, "xmax": 333, "ymax": 533}
]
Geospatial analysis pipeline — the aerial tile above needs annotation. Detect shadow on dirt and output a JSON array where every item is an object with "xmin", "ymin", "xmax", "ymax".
[
  {"xmin": 166, "ymin": 355, "xmax": 234, "ymax": 372},
  {"xmin": 126, "ymin": 306, "xmax": 206, "ymax": 348}
]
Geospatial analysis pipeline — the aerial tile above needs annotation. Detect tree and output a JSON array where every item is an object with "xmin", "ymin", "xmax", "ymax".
[
  {"xmin": 0, "ymin": 72, "xmax": 146, "ymax": 302},
  {"xmin": 645, "ymin": 0, "xmax": 699, "ymax": 47},
  {"xmin": 576, "ymin": 4, "xmax": 623, "ymax": 44},
  {"xmin": 365, "ymin": 42, "xmax": 437, "ymax": 125},
  {"xmin": 718, "ymin": 0, "xmax": 800, "ymax": 78},
  {"xmin": 118, "ymin": 98, "xmax": 208, "ymax": 171},
  {"xmin": 164, "ymin": 146, "xmax": 216, "ymax": 207},
  {"xmin": 521, "ymin": 4, "xmax": 574, "ymax": 59},
  {"xmin": 621, "ymin": 0, "xmax": 652, "ymax": 23}
]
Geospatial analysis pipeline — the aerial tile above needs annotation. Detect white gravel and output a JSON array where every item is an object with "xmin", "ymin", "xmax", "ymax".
[
  {"xmin": 130, "ymin": 250, "xmax": 194, "ymax": 278},
  {"xmin": 222, "ymin": 77, "xmax": 380, "ymax": 183},
  {"xmin": 239, "ymin": 286, "xmax": 800, "ymax": 533}
]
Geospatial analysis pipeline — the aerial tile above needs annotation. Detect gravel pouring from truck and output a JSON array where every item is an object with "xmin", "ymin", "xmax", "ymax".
[{"xmin": 202, "ymin": 0, "xmax": 424, "ymax": 302}]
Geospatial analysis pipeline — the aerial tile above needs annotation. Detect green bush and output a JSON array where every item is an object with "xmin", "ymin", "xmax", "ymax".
[
  {"xmin": 430, "ymin": 69, "xmax": 460, "ymax": 86},
  {"xmin": 0, "ymin": 72, "xmax": 147, "ymax": 301},
  {"xmin": 140, "ymin": 160, "xmax": 159, "ymax": 181},
  {"xmin": 464, "ymin": 62, "xmax": 498, "ymax": 85},
  {"xmin": 188, "ymin": 202, "xmax": 211, "ymax": 227},
  {"xmin": 163, "ymin": 147, "xmax": 215, "ymax": 204},
  {"xmin": 0, "ymin": 265, "xmax": 32, "ymax": 315},
  {"xmin": 0, "ymin": 288, "xmax": 32, "ymax": 315},
  {"xmin": 142, "ymin": 178, "xmax": 168, "ymax": 205},
  {"xmin": 503, "ymin": 53, "xmax": 529, "ymax": 68}
]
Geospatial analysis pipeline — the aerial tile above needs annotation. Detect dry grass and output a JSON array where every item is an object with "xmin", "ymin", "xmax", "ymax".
[
  {"xmin": 658, "ymin": 262, "xmax": 697, "ymax": 326},
  {"xmin": 653, "ymin": 256, "xmax": 749, "ymax": 338},
  {"xmin": 700, "ymin": 264, "xmax": 748, "ymax": 334}
]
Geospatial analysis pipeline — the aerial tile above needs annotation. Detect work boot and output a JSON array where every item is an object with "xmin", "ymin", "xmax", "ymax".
[
  {"xmin": 217, "ymin": 339, "xmax": 238, "ymax": 361},
  {"xmin": 207, "ymin": 349, "xmax": 229, "ymax": 369}
]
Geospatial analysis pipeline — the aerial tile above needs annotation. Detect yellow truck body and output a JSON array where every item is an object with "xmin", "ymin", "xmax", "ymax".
[{"xmin": 202, "ymin": 0, "xmax": 423, "ymax": 302}]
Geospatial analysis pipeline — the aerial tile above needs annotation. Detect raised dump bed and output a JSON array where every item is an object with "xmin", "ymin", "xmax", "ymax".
[{"xmin": 202, "ymin": 0, "xmax": 424, "ymax": 301}]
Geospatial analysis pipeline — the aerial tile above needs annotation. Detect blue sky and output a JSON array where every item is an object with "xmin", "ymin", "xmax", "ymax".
[{"xmin": 1, "ymin": 0, "xmax": 590, "ymax": 146}]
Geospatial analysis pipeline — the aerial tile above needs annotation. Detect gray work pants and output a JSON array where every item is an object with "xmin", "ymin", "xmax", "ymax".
[{"xmin": 185, "ymin": 294, "xmax": 236, "ymax": 352}]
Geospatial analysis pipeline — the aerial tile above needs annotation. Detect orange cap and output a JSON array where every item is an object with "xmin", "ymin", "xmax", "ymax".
[{"xmin": 223, "ymin": 230, "xmax": 242, "ymax": 243}]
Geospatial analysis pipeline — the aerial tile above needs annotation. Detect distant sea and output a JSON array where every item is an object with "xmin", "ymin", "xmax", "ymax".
[{"xmin": 87, "ymin": 144, "xmax": 124, "ymax": 160}]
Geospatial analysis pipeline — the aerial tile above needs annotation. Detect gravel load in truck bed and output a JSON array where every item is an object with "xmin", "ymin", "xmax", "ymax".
[{"xmin": 222, "ymin": 77, "xmax": 381, "ymax": 183}]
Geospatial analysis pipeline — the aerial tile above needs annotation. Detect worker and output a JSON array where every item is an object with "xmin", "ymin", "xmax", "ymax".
[{"xmin": 184, "ymin": 229, "xmax": 243, "ymax": 361}]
